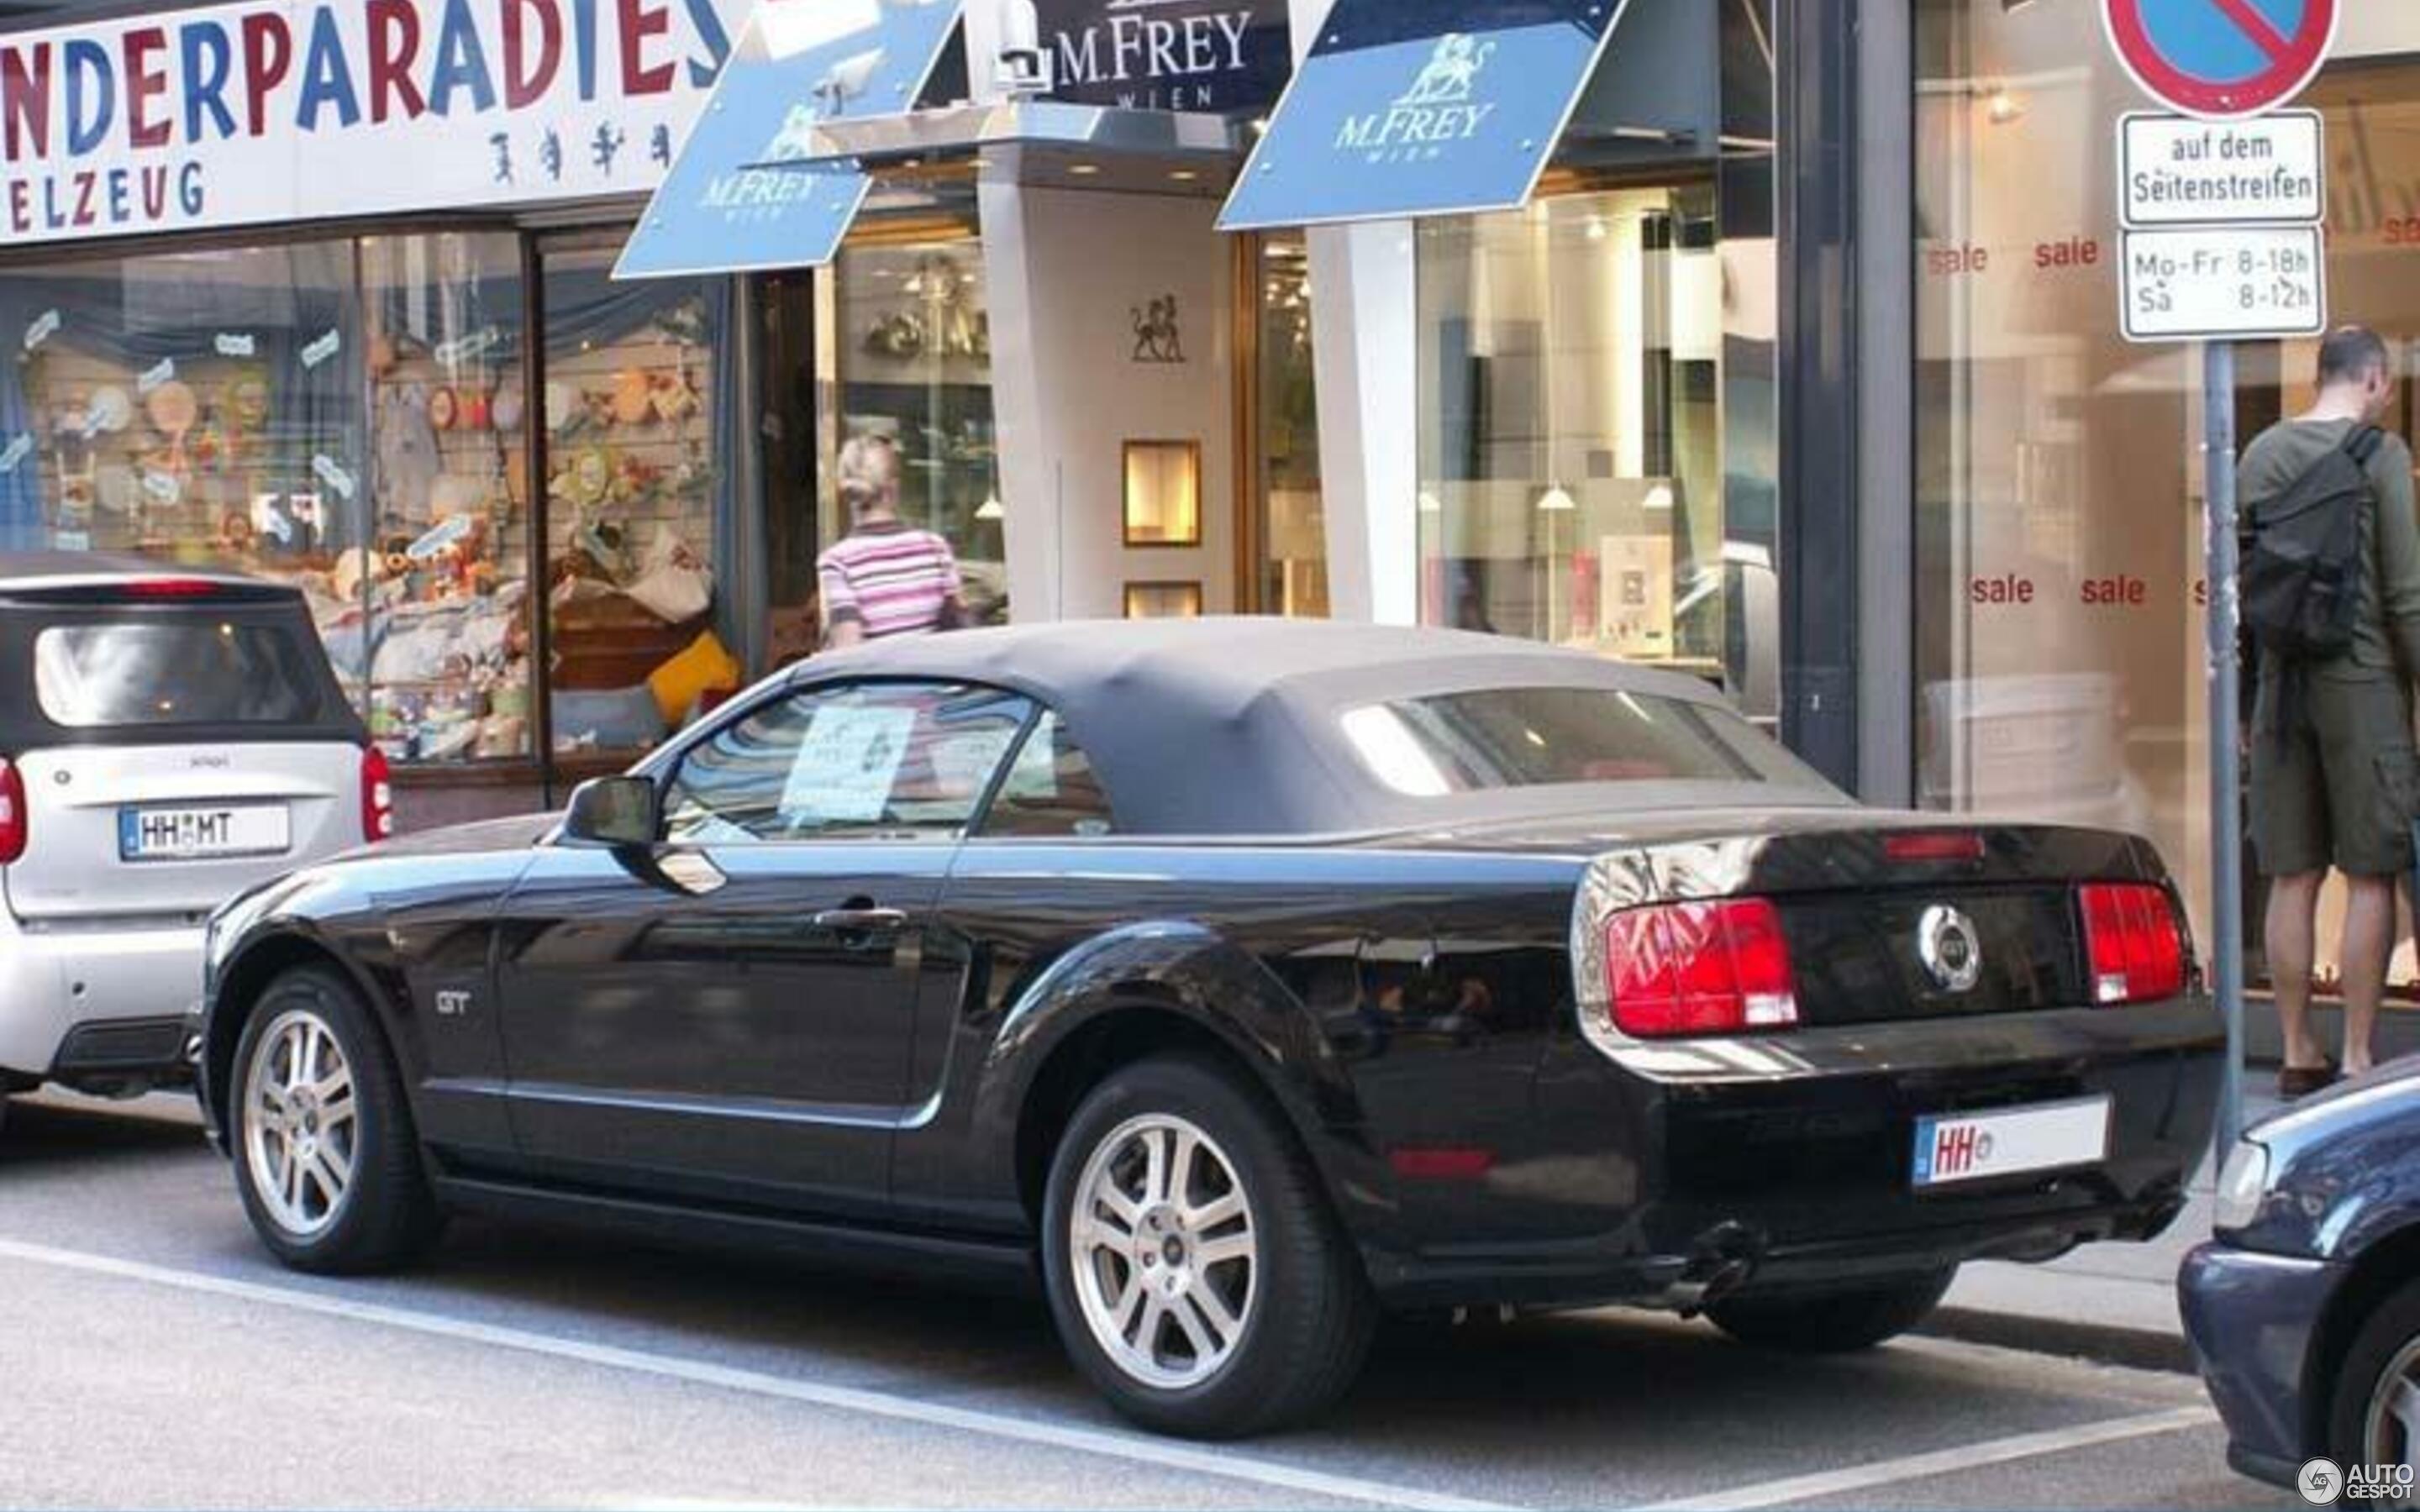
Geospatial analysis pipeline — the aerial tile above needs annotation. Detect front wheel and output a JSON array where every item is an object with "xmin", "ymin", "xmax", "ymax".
[
  {"xmin": 230, "ymin": 966, "xmax": 442, "ymax": 1274},
  {"xmin": 1707, "ymin": 1266, "xmax": 1959, "ymax": 1353},
  {"xmin": 2328, "ymin": 1278, "xmax": 2420, "ymax": 1473},
  {"xmin": 1040, "ymin": 1055, "xmax": 1374, "ymax": 1438}
]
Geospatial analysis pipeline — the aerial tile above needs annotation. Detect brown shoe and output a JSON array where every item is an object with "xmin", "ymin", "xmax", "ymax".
[{"xmin": 2278, "ymin": 1061, "xmax": 2339, "ymax": 1099}]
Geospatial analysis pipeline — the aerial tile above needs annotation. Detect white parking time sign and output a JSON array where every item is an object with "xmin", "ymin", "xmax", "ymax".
[{"xmin": 2121, "ymin": 225, "xmax": 2328, "ymax": 342}]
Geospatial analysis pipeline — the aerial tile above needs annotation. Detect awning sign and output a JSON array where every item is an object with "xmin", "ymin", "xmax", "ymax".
[
  {"xmin": 616, "ymin": 0, "xmax": 961, "ymax": 281},
  {"xmin": 1218, "ymin": 0, "xmax": 1630, "ymax": 232}
]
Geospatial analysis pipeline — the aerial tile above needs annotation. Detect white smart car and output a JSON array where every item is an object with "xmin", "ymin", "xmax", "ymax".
[{"xmin": 0, "ymin": 556, "xmax": 387, "ymax": 1124}]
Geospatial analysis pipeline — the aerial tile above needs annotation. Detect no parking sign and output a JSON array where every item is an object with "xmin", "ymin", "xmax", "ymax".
[{"xmin": 2103, "ymin": 0, "xmax": 2339, "ymax": 120}]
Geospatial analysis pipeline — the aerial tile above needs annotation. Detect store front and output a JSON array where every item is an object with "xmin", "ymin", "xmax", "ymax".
[
  {"xmin": 1904, "ymin": 3, "xmax": 2420, "ymax": 1011},
  {"xmin": 0, "ymin": 0, "xmax": 1800, "ymax": 832},
  {"xmin": 0, "ymin": 0, "xmax": 748, "ymax": 825}
]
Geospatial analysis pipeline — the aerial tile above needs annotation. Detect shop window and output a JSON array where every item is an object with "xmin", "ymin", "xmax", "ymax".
[
  {"xmin": 821, "ymin": 219, "xmax": 1004, "ymax": 638},
  {"xmin": 1124, "ymin": 581, "xmax": 1204, "ymax": 619},
  {"xmin": 1416, "ymin": 188, "xmax": 1731, "ymax": 681},
  {"xmin": 1254, "ymin": 231, "xmax": 1329, "ymax": 617},
  {"xmin": 359, "ymin": 233, "xmax": 533, "ymax": 764},
  {"xmin": 1123, "ymin": 440, "xmax": 1204, "ymax": 547},
  {"xmin": 0, "ymin": 241, "xmax": 368, "ymax": 700},
  {"xmin": 539, "ymin": 239, "xmax": 732, "ymax": 767},
  {"xmin": 1912, "ymin": 3, "xmax": 2420, "ymax": 999}
]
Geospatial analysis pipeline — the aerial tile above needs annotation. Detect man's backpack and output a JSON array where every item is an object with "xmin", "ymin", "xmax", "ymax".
[{"xmin": 2241, "ymin": 425, "xmax": 2386, "ymax": 662}]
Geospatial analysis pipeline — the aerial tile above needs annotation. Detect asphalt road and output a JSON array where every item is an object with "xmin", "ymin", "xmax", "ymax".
[{"xmin": 0, "ymin": 1093, "xmax": 2296, "ymax": 1512}]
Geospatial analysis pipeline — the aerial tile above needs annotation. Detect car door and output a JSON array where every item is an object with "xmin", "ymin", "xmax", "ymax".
[{"xmin": 495, "ymin": 679, "xmax": 1035, "ymax": 1219}]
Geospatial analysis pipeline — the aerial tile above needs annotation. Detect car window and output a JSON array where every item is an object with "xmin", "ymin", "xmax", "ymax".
[
  {"xmin": 1340, "ymin": 685, "xmax": 1828, "ymax": 796},
  {"xmin": 34, "ymin": 618, "xmax": 325, "ymax": 727},
  {"xmin": 663, "ymin": 682, "xmax": 1032, "ymax": 843},
  {"xmin": 980, "ymin": 710, "xmax": 1116, "ymax": 838}
]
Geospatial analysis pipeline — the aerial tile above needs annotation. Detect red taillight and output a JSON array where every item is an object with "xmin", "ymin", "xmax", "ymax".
[
  {"xmin": 1603, "ymin": 898, "xmax": 1799, "ymax": 1038},
  {"xmin": 2078, "ymin": 883, "xmax": 2186, "ymax": 1005},
  {"xmin": 120, "ymin": 577, "xmax": 224, "ymax": 599},
  {"xmin": 1884, "ymin": 831, "xmax": 1987, "ymax": 863},
  {"xmin": 0, "ymin": 758, "xmax": 24, "ymax": 865},
  {"xmin": 360, "ymin": 745, "xmax": 396, "ymax": 843}
]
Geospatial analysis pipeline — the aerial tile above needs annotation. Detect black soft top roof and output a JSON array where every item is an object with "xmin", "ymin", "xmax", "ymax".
[{"xmin": 787, "ymin": 619, "xmax": 1844, "ymax": 836}]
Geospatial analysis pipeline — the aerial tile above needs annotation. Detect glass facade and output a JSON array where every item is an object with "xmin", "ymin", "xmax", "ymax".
[
  {"xmin": 824, "ymin": 213, "xmax": 1006, "ymax": 629},
  {"xmin": 0, "ymin": 227, "xmax": 737, "ymax": 780},
  {"xmin": 1913, "ymin": 3, "xmax": 2420, "ymax": 997},
  {"xmin": 1408, "ymin": 0, "xmax": 1779, "ymax": 721}
]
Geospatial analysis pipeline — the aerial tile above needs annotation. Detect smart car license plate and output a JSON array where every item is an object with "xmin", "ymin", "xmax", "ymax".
[
  {"xmin": 118, "ymin": 804, "xmax": 291, "ymax": 862},
  {"xmin": 1912, "ymin": 1095, "xmax": 2112, "ymax": 1188}
]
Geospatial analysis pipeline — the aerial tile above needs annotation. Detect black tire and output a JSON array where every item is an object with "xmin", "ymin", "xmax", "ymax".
[
  {"xmin": 1040, "ymin": 1054, "xmax": 1375, "ymax": 1438},
  {"xmin": 1707, "ymin": 1266, "xmax": 1959, "ymax": 1353},
  {"xmin": 229, "ymin": 965, "xmax": 442, "ymax": 1274},
  {"xmin": 2328, "ymin": 1278, "xmax": 2420, "ymax": 1471}
]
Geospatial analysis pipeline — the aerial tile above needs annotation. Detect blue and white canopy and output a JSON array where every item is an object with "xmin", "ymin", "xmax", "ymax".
[
  {"xmin": 616, "ymin": 0, "xmax": 962, "ymax": 280},
  {"xmin": 1218, "ymin": 0, "xmax": 1630, "ymax": 232}
]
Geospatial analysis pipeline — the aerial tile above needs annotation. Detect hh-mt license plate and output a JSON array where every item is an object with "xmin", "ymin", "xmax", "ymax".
[
  {"xmin": 1912, "ymin": 1095, "xmax": 2112, "ymax": 1189},
  {"xmin": 118, "ymin": 804, "xmax": 291, "ymax": 862}
]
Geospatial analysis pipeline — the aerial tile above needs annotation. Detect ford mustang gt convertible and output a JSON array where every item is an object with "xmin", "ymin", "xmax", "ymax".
[{"xmin": 195, "ymin": 621, "xmax": 2222, "ymax": 1436}]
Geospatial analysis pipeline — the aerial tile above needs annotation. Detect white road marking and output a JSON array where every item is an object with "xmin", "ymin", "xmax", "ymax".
[
  {"xmin": 1639, "ymin": 1404, "xmax": 2219, "ymax": 1511},
  {"xmin": 0, "ymin": 1237, "xmax": 1515, "ymax": 1512}
]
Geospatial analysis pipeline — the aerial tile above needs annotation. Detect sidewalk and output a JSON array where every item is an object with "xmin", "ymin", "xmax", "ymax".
[{"xmin": 1920, "ymin": 1088, "xmax": 2285, "ymax": 1374}]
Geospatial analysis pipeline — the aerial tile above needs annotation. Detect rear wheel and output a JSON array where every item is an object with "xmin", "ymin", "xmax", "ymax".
[
  {"xmin": 2328, "ymin": 1278, "xmax": 2420, "ymax": 1476},
  {"xmin": 230, "ymin": 966, "xmax": 441, "ymax": 1273},
  {"xmin": 1707, "ymin": 1266, "xmax": 1959, "ymax": 1353},
  {"xmin": 1040, "ymin": 1055, "xmax": 1374, "ymax": 1438}
]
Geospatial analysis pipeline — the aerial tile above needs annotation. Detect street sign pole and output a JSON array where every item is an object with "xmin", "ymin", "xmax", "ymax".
[{"xmin": 2204, "ymin": 337, "xmax": 2246, "ymax": 1155}]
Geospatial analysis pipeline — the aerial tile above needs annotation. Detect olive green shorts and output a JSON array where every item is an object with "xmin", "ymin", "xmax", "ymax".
[{"xmin": 2250, "ymin": 671, "xmax": 2420, "ymax": 879}]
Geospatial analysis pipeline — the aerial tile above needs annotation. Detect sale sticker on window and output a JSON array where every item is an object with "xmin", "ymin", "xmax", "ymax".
[{"xmin": 781, "ymin": 705, "xmax": 917, "ymax": 827}]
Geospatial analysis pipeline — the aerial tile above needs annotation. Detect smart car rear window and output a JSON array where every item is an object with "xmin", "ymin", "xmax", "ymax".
[
  {"xmin": 34, "ymin": 619, "xmax": 325, "ymax": 727},
  {"xmin": 1341, "ymin": 686, "xmax": 1821, "ymax": 795}
]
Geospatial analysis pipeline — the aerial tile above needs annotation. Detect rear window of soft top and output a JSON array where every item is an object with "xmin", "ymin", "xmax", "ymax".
[
  {"xmin": 34, "ymin": 617, "xmax": 326, "ymax": 728},
  {"xmin": 1340, "ymin": 685, "xmax": 1828, "ymax": 795}
]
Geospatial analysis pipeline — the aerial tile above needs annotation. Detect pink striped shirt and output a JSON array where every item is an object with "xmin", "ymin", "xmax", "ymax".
[{"xmin": 818, "ymin": 522, "xmax": 964, "ymax": 641}]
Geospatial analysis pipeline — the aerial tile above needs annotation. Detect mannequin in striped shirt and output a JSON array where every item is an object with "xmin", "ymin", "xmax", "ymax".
[{"xmin": 818, "ymin": 433, "xmax": 969, "ymax": 648}]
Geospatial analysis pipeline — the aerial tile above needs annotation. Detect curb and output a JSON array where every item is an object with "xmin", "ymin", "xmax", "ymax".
[{"xmin": 1918, "ymin": 1306, "xmax": 2196, "ymax": 1375}]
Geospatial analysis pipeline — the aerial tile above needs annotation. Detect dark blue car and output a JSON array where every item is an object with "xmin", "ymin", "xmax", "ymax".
[{"xmin": 2181, "ymin": 1059, "xmax": 2420, "ymax": 1487}]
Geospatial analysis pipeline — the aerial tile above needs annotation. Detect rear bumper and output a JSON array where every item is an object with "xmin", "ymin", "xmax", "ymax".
[
  {"xmin": 2180, "ymin": 1241, "xmax": 2338, "ymax": 1487},
  {"xmin": 0, "ymin": 910, "xmax": 204, "ymax": 1082},
  {"xmin": 1365, "ymin": 1000, "xmax": 2223, "ymax": 1310}
]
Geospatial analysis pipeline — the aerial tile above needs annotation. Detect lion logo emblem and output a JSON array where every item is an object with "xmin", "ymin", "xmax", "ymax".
[{"xmin": 1397, "ymin": 32, "xmax": 1497, "ymax": 107}]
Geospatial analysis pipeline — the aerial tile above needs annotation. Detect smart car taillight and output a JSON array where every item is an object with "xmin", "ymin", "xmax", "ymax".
[
  {"xmin": 0, "ymin": 758, "xmax": 23, "ymax": 864},
  {"xmin": 2078, "ymin": 883, "xmax": 2186, "ymax": 1005},
  {"xmin": 1603, "ymin": 899, "xmax": 1799, "ymax": 1038},
  {"xmin": 360, "ymin": 745, "xmax": 395, "ymax": 843}
]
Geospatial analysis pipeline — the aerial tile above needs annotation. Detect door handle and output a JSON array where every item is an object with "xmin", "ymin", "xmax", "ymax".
[{"xmin": 811, "ymin": 906, "xmax": 911, "ymax": 933}]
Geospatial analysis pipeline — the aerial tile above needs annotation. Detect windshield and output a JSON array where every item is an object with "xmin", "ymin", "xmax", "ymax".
[
  {"xmin": 1341, "ymin": 685, "xmax": 1829, "ymax": 797},
  {"xmin": 34, "ymin": 618, "xmax": 327, "ymax": 728}
]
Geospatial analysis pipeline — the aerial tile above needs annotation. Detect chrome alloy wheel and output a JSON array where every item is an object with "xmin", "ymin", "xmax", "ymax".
[
  {"xmin": 241, "ymin": 1008, "xmax": 358, "ymax": 1239},
  {"xmin": 2367, "ymin": 1335, "xmax": 2420, "ymax": 1476},
  {"xmin": 1068, "ymin": 1113, "xmax": 1258, "ymax": 1390}
]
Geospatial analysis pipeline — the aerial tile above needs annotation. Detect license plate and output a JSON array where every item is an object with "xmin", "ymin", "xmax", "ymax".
[
  {"xmin": 1912, "ymin": 1095, "xmax": 2112, "ymax": 1189},
  {"xmin": 118, "ymin": 804, "xmax": 291, "ymax": 862}
]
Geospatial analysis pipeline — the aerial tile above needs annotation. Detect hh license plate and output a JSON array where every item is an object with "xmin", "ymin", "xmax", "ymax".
[
  {"xmin": 118, "ymin": 804, "xmax": 291, "ymax": 862},
  {"xmin": 1912, "ymin": 1095, "xmax": 2111, "ymax": 1189}
]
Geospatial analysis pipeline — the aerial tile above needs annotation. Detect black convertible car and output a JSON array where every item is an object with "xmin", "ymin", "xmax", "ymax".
[{"xmin": 196, "ymin": 621, "xmax": 2222, "ymax": 1436}]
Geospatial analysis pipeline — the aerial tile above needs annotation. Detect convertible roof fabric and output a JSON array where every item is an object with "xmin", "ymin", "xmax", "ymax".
[{"xmin": 789, "ymin": 619, "xmax": 1841, "ymax": 837}]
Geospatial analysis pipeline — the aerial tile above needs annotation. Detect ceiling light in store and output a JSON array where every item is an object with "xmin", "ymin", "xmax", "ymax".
[
  {"xmin": 1586, "ymin": 218, "xmax": 1609, "ymax": 242},
  {"xmin": 1418, "ymin": 491, "xmax": 1444, "ymax": 515},
  {"xmin": 1986, "ymin": 87, "xmax": 2025, "ymax": 124},
  {"xmin": 1169, "ymin": 168, "xmax": 1202, "ymax": 182},
  {"xmin": 1067, "ymin": 162, "xmax": 1102, "ymax": 176},
  {"xmin": 1536, "ymin": 483, "xmax": 1577, "ymax": 514},
  {"xmin": 1644, "ymin": 484, "xmax": 1676, "ymax": 512},
  {"xmin": 976, "ymin": 492, "xmax": 1005, "ymax": 521}
]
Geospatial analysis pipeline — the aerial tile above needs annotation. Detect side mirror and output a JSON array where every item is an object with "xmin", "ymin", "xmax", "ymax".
[{"xmin": 562, "ymin": 776, "xmax": 660, "ymax": 848}]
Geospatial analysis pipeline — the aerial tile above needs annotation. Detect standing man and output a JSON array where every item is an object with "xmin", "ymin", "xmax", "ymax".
[
  {"xmin": 818, "ymin": 434, "xmax": 968, "ymax": 648},
  {"xmin": 2244, "ymin": 326, "xmax": 2420, "ymax": 1095}
]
